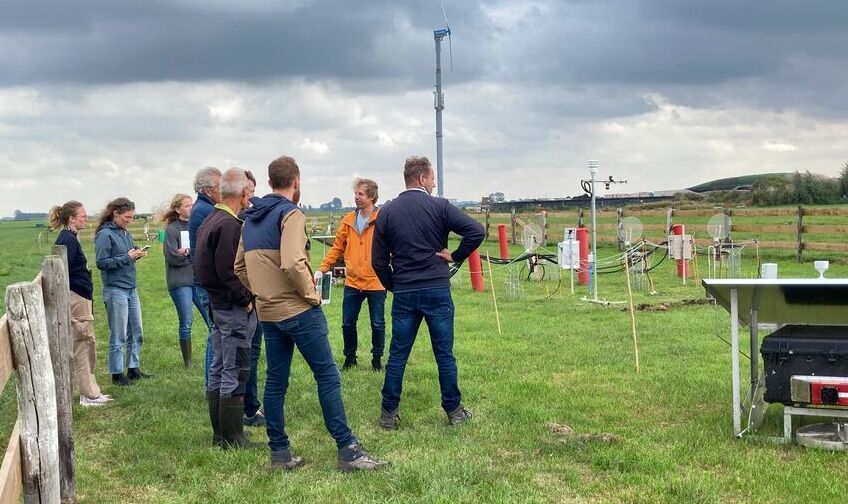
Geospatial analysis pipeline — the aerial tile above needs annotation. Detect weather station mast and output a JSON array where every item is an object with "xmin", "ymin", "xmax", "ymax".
[{"xmin": 433, "ymin": 25, "xmax": 450, "ymax": 199}]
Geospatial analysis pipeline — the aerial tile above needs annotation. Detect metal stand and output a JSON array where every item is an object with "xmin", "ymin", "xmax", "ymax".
[
  {"xmin": 783, "ymin": 407, "xmax": 848, "ymax": 444},
  {"xmin": 719, "ymin": 283, "xmax": 848, "ymax": 443}
]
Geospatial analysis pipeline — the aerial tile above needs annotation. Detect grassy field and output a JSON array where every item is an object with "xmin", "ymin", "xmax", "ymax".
[{"xmin": 2, "ymin": 218, "xmax": 848, "ymax": 503}]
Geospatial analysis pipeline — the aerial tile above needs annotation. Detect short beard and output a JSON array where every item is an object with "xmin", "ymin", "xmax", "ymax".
[{"xmin": 292, "ymin": 188, "xmax": 301, "ymax": 204}]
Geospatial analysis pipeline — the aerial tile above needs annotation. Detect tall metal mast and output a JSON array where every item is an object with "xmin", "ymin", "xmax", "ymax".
[{"xmin": 433, "ymin": 27, "xmax": 449, "ymax": 198}]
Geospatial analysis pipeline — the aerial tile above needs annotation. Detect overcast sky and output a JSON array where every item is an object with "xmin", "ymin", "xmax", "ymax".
[{"xmin": 1, "ymin": 0, "xmax": 847, "ymax": 216}]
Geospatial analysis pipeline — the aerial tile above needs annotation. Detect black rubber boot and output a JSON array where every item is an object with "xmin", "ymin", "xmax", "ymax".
[
  {"xmin": 206, "ymin": 390, "xmax": 224, "ymax": 448},
  {"xmin": 127, "ymin": 367, "xmax": 153, "ymax": 380},
  {"xmin": 112, "ymin": 373, "xmax": 133, "ymax": 386},
  {"xmin": 219, "ymin": 396, "xmax": 264, "ymax": 450},
  {"xmin": 342, "ymin": 355, "xmax": 357, "ymax": 370},
  {"xmin": 180, "ymin": 339, "xmax": 193, "ymax": 369}
]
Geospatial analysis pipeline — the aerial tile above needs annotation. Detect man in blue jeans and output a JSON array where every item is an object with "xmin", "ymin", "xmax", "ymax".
[
  {"xmin": 371, "ymin": 155, "xmax": 484, "ymax": 429},
  {"xmin": 235, "ymin": 155, "xmax": 387, "ymax": 472},
  {"xmin": 188, "ymin": 166, "xmax": 221, "ymax": 388},
  {"xmin": 315, "ymin": 178, "xmax": 386, "ymax": 371}
]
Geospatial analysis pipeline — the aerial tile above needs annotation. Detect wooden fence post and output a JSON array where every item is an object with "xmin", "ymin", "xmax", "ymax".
[
  {"xmin": 41, "ymin": 254, "xmax": 76, "ymax": 504},
  {"xmin": 665, "ymin": 208, "xmax": 674, "ymax": 237},
  {"xmin": 484, "ymin": 209, "xmax": 490, "ymax": 242},
  {"xmin": 796, "ymin": 205, "xmax": 804, "ymax": 262},
  {"xmin": 578, "ymin": 208, "xmax": 584, "ymax": 228},
  {"xmin": 540, "ymin": 211, "xmax": 547, "ymax": 245},
  {"xmin": 5, "ymin": 282, "xmax": 61, "ymax": 504},
  {"xmin": 616, "ymin": 208, "xmax": 623, "ymax": 251},
  {"xmin": 510, "ymin": 208, "xmax": 517, "ymax": 244}
]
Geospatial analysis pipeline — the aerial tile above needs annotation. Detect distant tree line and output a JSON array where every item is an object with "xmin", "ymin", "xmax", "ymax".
[
  {"xmin": 12, "ymin": 210, "xmax": 48, "ymax": 220},
  {"xmin": 751, "ymin": 164, "xmax": 848, "ymax": 206},
  {"xmin": 319, "ymin": 197, "xmax": 343, "ymax": 211}
]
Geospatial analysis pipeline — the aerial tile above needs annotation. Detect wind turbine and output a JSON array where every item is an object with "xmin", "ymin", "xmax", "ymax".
[{"xmin": 433, "ymin": 0, "xmax": 452, "ymax": 198}]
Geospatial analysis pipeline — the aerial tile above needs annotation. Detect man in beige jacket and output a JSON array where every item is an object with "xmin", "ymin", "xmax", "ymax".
[{"xmin": 235, "ymin": 155, "xmax": 387, "ymax": 472}]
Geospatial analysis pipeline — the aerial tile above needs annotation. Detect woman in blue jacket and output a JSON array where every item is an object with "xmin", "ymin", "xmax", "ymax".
[{"xmin": 94, "ymin": 197, "xmax": 152, "ymax": 386}]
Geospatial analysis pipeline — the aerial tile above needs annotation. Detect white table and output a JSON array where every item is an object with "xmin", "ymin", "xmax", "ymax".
[{"xmin": 702, "ymin": 278, "xmax": 848, "ymax": 440}]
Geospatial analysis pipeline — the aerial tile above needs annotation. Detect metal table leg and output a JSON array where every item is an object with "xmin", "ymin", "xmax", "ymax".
[
  {"xmin": 784, "ymin": 408, "xmax": 792, "ymax": 443},
  {"xmin": 731, "ymin": 288, "xmax": 741, "ymax": 436}
]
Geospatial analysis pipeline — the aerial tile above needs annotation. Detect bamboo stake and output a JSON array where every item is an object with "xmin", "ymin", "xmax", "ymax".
[
  {"xmin": 692, "ymin": 237, "xmax": 701, "ymax": 285},
  {"xmin": 485, "ymin": 252, "xmax": 502, "ymax": 336},
  {"xmin": 624, "ymin": 257, "xmax": 640, "ymax": 374}
]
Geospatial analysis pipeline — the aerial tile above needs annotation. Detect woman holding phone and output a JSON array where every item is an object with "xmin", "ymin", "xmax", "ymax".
[
  {"xmin": 95, "ymin": 197, "xmax": 152, "ymax": 386},
  {"xmin": 161, "ymin": 193, "xmax": 211, "ymax": 369}
]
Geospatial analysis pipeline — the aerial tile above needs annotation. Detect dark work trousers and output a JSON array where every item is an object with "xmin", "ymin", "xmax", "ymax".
[
  {"xmin": 207, "ymin": 305, "xmax": 257, "ymax": 398},
  {"xmin": 244, "ymin": 322, "xmax": 263, "ymax": 416},
  {"xmin": 341, "ymin": 287, "xmax": 387, "ymax": 358}
]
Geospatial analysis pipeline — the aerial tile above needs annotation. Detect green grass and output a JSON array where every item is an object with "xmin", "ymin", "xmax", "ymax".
[{"xmin": 2, "ymin": 221, "xmax": 848, "ymax": 503}]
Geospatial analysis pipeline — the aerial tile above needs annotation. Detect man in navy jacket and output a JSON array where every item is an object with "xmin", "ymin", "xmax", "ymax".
[
  {"xmin": 189, "ymin": 167, "xmax": 222, "ymax": 389},
  {"xmin": 372, "ymin": 156, "xmax": 484, "ymax": 429}
]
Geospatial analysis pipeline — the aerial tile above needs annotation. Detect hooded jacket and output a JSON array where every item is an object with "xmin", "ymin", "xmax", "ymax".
[
  {"xmin": 318, "ymin": 209, "xmax": 384, "ymax": 291},
  {"xmin": 94, "ymin": 221, "xmax": 138, "ymax": 289},
  {"xmin": 235, "ymin": 194, "xmax": 320, "ymax": 322}
]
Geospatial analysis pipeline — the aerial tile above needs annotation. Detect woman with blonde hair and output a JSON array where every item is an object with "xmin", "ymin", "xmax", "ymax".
[
  {"xmin": 49, "ymin": 201, "xmax": 111, "ymax": 406},
  {"xmin": 161, "ymin": 193, "xmax": 211, "ymax": 368}
]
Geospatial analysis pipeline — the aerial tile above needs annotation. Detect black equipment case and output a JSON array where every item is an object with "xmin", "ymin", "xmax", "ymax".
[{"xmin": 760, "ymin": 325, "xmax": 848, "ymax": 406}]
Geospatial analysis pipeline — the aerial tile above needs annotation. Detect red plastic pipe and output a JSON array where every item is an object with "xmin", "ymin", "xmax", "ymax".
[
  {"xmin": 672, "ymin": 223, "xmax": 689, "ymax": 277},
  {"xmin": 468, "ymin": 249, "xmax": 485, "ymax": 292},
  {"xmin": 497, "ymin": 224, "xmax": 509, "ymax": 259},
  {"xmin": 577, "ymin": 227, "xmax": 589, "ymax": 285}
]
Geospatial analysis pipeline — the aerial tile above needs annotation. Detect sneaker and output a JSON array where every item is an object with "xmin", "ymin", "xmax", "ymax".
[
  {"xmin": 244, "ymin": 410, "xmax": 266, "ymax": 427},
  {"xmin": 342, "ymin": 356, "xmax": 357, "ymax": 370},
  {"xmin": 79, "ymin": 395, "xmax": 110, "ymax": 407},
  {"xmin": 337, "ymin": 443, "xmax": 389, "ymax": 472},
  {"xmin": 447, "ymin": 405, "xmax": 473, "ymax": 426},
  {"xmin": 371, "ymin": 357, "xmax": 382, "ymax": 372},
  {"xmin": 112, "ymin": 373, "xmax": 133, "ymax": 386},
  {"xmin": 270, "ymin": 449, "xmax": 305, "ymax": 471},
  {"xmin": 379, "ymin": 408, "xmax": 400, "ymax": 430}
]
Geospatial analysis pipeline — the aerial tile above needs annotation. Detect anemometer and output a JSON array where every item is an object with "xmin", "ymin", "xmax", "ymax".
[{"xmin": 581, "ymin": 160, "xmax": 627, "ymax": 304}]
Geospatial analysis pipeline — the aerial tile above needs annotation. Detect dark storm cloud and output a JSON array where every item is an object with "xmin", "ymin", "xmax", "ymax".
[
  {"xmin": 3, "ymin": 0, "xmax": 846, "ymax": 93},
  {"xmin": 1, "ymin": 0, "xmax": 847, "ymax": 122}
]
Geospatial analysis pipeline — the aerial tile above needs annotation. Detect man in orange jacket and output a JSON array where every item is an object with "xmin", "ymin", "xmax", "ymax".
[{"xmin": 316, "ymin": 178, "xmax": 386, "ymax": 371}]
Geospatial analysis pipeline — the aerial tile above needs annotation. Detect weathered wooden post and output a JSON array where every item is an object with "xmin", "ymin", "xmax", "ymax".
[
  {"xmin": 41, "ymin": 253, "xmax": 77, "ymax": 504},
  {"xmin": 616, "ymin": 208, "xmax": 623, "ymax": 251},
  {"xmin": 796, "ymin": 205, "xmax": 804, "ymax": 262},
  {"xmin": 577, "ymin": 208, "xmax": 584, "ymax": 229},
  {"xmin": 665, "ymin": 208, "xmax": 674, "ymax": 236},
  {"xmin": 540, "ymin": 210, "xmax": 547, "ymax": 245},
  {"xmin": 510, "ymin": 208, "xmax": 517, "ymax": 244},
  {"xmin": 5, "ymin": 281, "xmax": 61, "ymax": 504},
  {"xmin": 484, "ymin": 209, "xmax": 490, "ymax": 242}
]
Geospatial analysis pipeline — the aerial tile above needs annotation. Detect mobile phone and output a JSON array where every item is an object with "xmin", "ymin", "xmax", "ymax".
[{"xmin": 140, "ymin": 245, "xmax": 151, "ymax": 251}]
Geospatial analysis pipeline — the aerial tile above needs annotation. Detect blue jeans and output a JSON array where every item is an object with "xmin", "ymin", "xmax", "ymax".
[
  {"xmin": 244, "ymin": 322, "xmax": 263, "ymax": 417},
  {"xmin": 168, "ymin": 286, "xmax": 212, "ymax": 341},
  {"xmin": 381, "ymin": 287, "xmax": 461, "ymax": 413},
  {"xmin": 194, "ymin": 285, "xmax": 215, "ymax": 387},
  {"xmin": 341, "ymin": 287, "xmax": 386, "ymax": 358},
  {"xmin": 103, "ymin": 286, "xmax": 144, "ymax": 374},
  {"xmin": 261, "ymin": 306, "xmax": 357, "ymax": 451}
]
